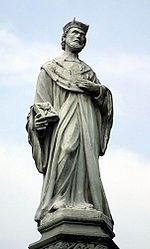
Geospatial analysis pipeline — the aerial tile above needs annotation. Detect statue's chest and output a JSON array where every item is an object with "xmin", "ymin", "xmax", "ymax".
[{"xmin": 63, "ymin": 61, "xmax": 82, "ymax": 76}]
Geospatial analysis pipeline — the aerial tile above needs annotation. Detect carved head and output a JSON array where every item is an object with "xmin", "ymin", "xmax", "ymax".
[{"xmin": 61, "ymin": 18, "xmax": 89, "ymax": 53}]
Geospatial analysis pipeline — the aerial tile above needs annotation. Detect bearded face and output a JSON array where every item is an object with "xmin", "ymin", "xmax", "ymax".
[{"xmin": 65, "ymin": 27, "xmax": 86, "ymax": 53}]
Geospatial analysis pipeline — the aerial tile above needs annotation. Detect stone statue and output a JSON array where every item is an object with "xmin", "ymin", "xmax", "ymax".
[{"xmin": 26, "ymin": 19, "xmax": 113, "ymax": 228}]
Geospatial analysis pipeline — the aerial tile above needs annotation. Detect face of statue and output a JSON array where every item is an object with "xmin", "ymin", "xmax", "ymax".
[{"xmin": 65, "ymin": 27, "xmax": 86, "ymax": 53}]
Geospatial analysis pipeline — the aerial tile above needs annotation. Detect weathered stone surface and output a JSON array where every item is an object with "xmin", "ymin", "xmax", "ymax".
[
  {"xmin": 28, "ymin": 209, "xmax": 119, "ymax": 249},
  {"xmin": 26, "ymin": 18, "xmax": 113, "ymax": 229},
  {"xmin": 29, "ymin": 237, "xmax": 118, "ymax": 249},
  {"xmin": 27, "ymin": 19, "xmax": 118, "ymax": 249},
  {"xmin": 38, "ymin": 208, "xmax": 114, "ymax": 232},
  {"xmin": 29, "ymin": 238, "xmax": 118, "ymax": 249},
  {"xmin": 40, "ymin": 241, "xmax": 109, "ymax": 249}
]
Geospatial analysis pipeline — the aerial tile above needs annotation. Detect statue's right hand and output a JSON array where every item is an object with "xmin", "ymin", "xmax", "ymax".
[{"xmin": 34, "ymin": 114, "xmax": 49, "ymax": 131}]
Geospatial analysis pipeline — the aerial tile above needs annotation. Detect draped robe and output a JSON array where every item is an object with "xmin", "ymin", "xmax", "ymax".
[{"xmin": 26, "ymin": 54, "xmax": 113, "ymax": 226}]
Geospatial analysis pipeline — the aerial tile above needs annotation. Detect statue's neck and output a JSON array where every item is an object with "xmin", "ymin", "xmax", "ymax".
[{"xmin": 63, "ymin": 50, "xmax": 79, "ymax": 60}]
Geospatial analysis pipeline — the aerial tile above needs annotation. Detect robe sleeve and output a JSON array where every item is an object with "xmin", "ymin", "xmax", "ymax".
[
  {"xmin": 91, "ymin": 74, "xmax": 113, "ymax": 156},
  {"xmin": 26, "ymin": 69, "xmax": 59, "ymax": 174},
  {"xmin": 99, "ymin": 88, "xmax": 113, "ymax": 156}
]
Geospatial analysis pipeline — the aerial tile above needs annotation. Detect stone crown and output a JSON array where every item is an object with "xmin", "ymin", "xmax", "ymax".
[{"xmin": 63, "ymin": 18, "xmax": 89, "ymax": 34}]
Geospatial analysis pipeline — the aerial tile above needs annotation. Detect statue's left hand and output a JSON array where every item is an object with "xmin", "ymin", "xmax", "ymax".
[{"xmin": 76, "ymin": 80, "xmax": 100, "ymax": 96}]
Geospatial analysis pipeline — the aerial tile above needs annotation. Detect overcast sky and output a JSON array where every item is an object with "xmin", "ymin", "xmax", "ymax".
[{"xmin": 0, "ymin": 1, "xmax": 150, "ymax": 249}]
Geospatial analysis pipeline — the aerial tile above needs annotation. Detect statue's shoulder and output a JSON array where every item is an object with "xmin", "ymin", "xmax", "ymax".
[
  {"xmin": 40, "ymin": 56, "xmax": 65, "ymax": 82},
  {"xmin": 41, "ymin": 56, "xmax": 63, "ymax": 70},
  {"xmin": 80, "ymin": 59, "xmax": 95, "ymax": 73},
  {"xmin": 41, "ymin": 60, "xmax": 53, "ymax": 69}
]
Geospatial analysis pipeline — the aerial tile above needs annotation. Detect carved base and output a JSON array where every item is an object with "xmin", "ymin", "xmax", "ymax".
[
  {"xmin": 29, "ymin": 239, "xmax": 118, "ymax": 249},
  {"xmin": 28, "ymin": 208, "xmax": 119, "ymax": 249}
]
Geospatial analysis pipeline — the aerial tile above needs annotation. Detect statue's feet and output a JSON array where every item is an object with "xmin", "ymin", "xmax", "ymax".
[
  {"xmin": 51, "ymin": 200, "xmax": 67, "ymax": 211},
  {"xmin": 73, "ymin": 203, "xmax": 94, "ymax": 210},
  {"xmin": 49, "ymin": 199, "xmax": 94, "ymax": 213}
]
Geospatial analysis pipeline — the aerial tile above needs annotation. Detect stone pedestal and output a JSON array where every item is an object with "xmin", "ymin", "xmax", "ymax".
[{"xmin": 29, "ymin": 209, "xmax": 119, "ymax": 249}]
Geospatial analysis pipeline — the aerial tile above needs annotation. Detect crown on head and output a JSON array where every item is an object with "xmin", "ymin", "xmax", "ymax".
[{"xmin": 63, "ymin": 18, "xmax": 89, "ymax": 34}]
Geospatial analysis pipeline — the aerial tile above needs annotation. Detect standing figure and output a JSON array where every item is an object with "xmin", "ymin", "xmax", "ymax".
[{"xmin": 26, "ymin": 19, "xmax": 113, "ymax": 227}]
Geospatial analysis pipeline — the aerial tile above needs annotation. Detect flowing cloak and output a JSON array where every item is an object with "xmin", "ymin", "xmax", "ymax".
[{"xmin": 26, "ymin": 56, "xmax": 113, "ymax": 226}]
